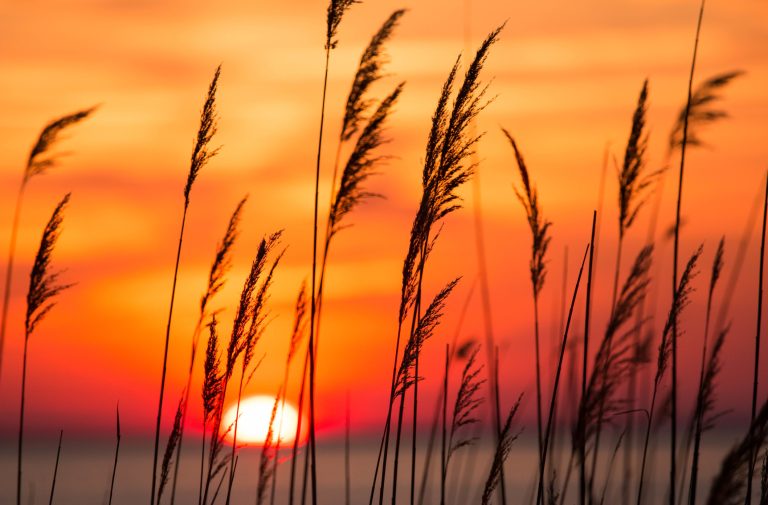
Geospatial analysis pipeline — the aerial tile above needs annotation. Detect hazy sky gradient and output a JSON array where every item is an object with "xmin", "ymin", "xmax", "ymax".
[{"xmin": 0, "ymin": 0, "xmax": 767, "ymax": 440}]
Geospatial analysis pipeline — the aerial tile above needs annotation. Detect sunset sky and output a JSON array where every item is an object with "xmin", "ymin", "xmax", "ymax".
[{"xmin": 1, "ymin": 0, "xmax": 767, "ymax": 442}]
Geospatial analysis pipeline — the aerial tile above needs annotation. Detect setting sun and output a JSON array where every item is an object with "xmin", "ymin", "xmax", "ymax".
[{"xmin": 221, "ymin": 395, "xmax": 302, "ymax": 446}]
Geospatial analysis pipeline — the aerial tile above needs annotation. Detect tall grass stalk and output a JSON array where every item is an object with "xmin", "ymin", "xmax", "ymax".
[
  {"xmin": 581, "ymin": 211, "xmax": 597, "ymax": 505},
  {"xmin": 151, "ymin": 65, "xmax": 220, "ymax": 505},
  {"xmin": 17, "ymin": 194, "xmax": 72, "ymax": 505},
  {"xmin": 0, "ymin": 107, "xmax": 94, "ymax": 385},
  {"xmin": 593, "ymin": 80, "xmax": 652, "ymax": 499},
  {"xmin": 109, "ymin": 404, "xmax": 121, "ymax": 505},
  {"xmin": 637, "ymin": 247, "xmax": 702, "ymax": 505},
  {"xmin": 671, "ymin": 2, "xmax": 706, "ymax": 503},
  {"xmin": 306, "ymin": 3, "xmax": 356, "ymax": 501},
  {"xmin": 171, "ymin": 196, "xmax": 245, "ymax": 505},
  {"xmin": 747, "ymin": 173, "xmax": 768, "ymax": 504},
  {"xmin": 270, "ymin": 282, "xmax": 308, "ymax": 505},
  {"xmin": 225, "ymin": 238, "xmax": 283, "ymax": 505},
  {"xmin": 536, "ymin": 244, "xmax": 589, "ymax": 505},
  {"xmin": 48, "ymin": 429, "xmax": 63, "ymax": 505},
  {"xmin": 503, "ymin": 128, "xmax": 551, "ymax": 478},
  {"xmin": 371, "ymin": 25, "xmax": 502, "ymax": 505}
]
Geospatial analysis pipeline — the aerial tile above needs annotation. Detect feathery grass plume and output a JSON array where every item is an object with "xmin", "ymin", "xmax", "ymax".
[
  {"xmin": 287, "ymin": 282, "xmax": 308, "ymax": 365},
  {"xmin": 327, "ymin": 83, "xmax": 404, "ymax": 240},
  {"xmin": 202, "ymin": 317, "xmax": 223, "ymax": 422},
  {"xmin": 340, "ymin": 9, "xmax": 406, "ymax": 143},
  {"xmin": 503, "ymin": 128, "xmax": 551, "ymax": 479},
  {"xmin": 200, "ymin": 198, "xmax": 246, "ymax": 319},
  {"xmin": 222, "ymin": 233, "xmax": 284, "ymax": 505},
  {"xmin": 618, "ymin": 80, "xmax": 653, "ymax": 239},
  {"xmin": 668, "ymin": 71, "xmax": 743, "ymax": 152},
  {"xmin": 481, "ymin": 395, "xmax": 523, "ymax": 505},
  {"xmin": 184, "ymin": 66, "xmax": 221, "ymax": 206},
  {"xmin": 152, "ymin": 65, "xmax": 221, "ymax": 505},
  {"xmin": 688, "ymin": 326, "xmax": 729, "ymax": 505},
  {"xmin": 17, "ymin": 194, "xmax": 72, "ymax": 505},
  {"xmin": 573, "ymin": 246, "xmax": 652, "ymax": 456},
  {"xmin": 257, "ymin": 393, "xmax": 281, "ymax": 505},
  {"xmin": 24, "ymin": 195, "xmax": 73, "ymax": 337},
  {"xmin": 395, "ymin": 279, "xmax": 460, "ymax": 397},
  {"xmin": 657, "ymin": 247, "xmax": 702, "ymax": 386},
  {"xmin": 158, "ymin": 400, "xmax": 183, "ymax": 504},
  {"xmin": 24, "ymin": 107, "xmax": 98, "ymax": 182},
  {"xmin": 680, "ymin": 238, "xmax": 724, "ymax": 505},
  {"xmin": 270, "ymin": 282, "xmax": 309, "ymax": 505},
  {"xmin": 503, "ymin": 129, "xmax": 551, "ymax": 295},
  {"xmin": 109, "ymin": 404, "xmax": 121, "ymax": 505},
  {"xmin": 48, "ymin": 429, "xmax": 63, "ymax": 505},
  {"xmin": 447, "ymin": 344, "xmax": 485, "ymax": 463},
  {"xmin": 705, "ymin": 400, "xmax": 768, "ymax": 505},
  {"xmin": 0, "ymin": 106, "xmax": 94, "ymax": 386},
  {"xmin": 371, "ymin": 26, "xmax": 503, "ymax": 505},
  {"xmin": 199, "ymin": 316, "xmax": 221, "ymax": 505},
  {"xmin": 171, "ymin": 197, "xmax": 245, "ymax": 505},
  {"xmin": 326, "ymin": 0, "xmax": 358, "ymax": 49},
  {"xmin": 636, "ymin": 246, "xmax": 702, "ymax": 505}
]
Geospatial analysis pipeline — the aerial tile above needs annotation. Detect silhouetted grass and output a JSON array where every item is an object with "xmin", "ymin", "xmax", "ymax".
[
  {"xmin": 152, "ymin": 65, "xmax": 221, "ymax": 505},
  {"xmin": 17, "ymin": 193, "xmax": 72, "ymax": 505},
  {"xmin": 0, "ymin": 107, "xmax": 94, "ymax": 386}
]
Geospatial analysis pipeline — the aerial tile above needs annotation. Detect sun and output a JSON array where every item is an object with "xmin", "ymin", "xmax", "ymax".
[{"xmin": 221, "ymin": 395, "xmax": 302, "ymax": 446}]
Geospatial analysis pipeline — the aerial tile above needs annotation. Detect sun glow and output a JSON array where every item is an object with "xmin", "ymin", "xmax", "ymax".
[{"xmin": 222, "ymin": 395, "xmax": 302, "ymax": 446}]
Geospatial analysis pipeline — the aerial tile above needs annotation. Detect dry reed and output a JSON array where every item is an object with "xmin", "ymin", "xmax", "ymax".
[
  {"xmin": 152, "ymin": 65, "xmax": 221, "ymax": 505},
  {"xmin": 17, "ymin": 193, "xmax": 72, "ymax": 505}
]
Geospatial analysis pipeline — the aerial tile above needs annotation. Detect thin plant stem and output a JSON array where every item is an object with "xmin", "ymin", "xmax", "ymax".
[
  {"xmin": 581, "ymin": 211, "xmax": 597, "ymax": 505},
  {"xmin": 536, "ymin": 244, "xmax": 589, "ymax": 505},
  {"xmin": 0, "ymin": 182, "xmax": 26, "ymax": 384},
  {"xmin": 748, "ymin": 172, "xmax": 768, "ymax": 504},
  {"xmin": 109, "ymin": 405, "xmax": 121, "ymax": 505},
  {"xmin": 48, "ymin": 430, "xmax": 63, "ymax": 505},
  {"xmin": 151, "ymin": 204, "xmax": 189, "ymax": 505},
  {"xmin": 306, "ymin": 43, "xmax": 331, "ymax": 505},
  {"xmin": 17, "ymin": 331, "xmax": 30, "ymax": 505},
  {"xmin": 672, "ymin": 3, "xmax": 706, "ymax": 504},
  {"xmin": 289, "ymin": 351, "xmax": 308, "ymax": 505},
  {"xmin": 636, "ymin": 387, "xmax": 659, "ymax": 505},
  {"xmin": 441, "ymin": 344, "xmax": 449, "ymax": 505}
]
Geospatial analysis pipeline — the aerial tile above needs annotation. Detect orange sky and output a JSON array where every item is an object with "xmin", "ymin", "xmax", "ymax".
[{"xmin": 0, "ymin": 0, "xmax": 767, "ymax": 439}]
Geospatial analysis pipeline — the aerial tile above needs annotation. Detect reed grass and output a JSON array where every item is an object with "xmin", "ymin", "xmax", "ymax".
[
  {"xmin": 109, "ymin": 404, "xmax": 121, "ymax": 505},
  {"xmin": 48, "ymin": 429, "xmax": 63, "ymax": 505},
  {"xmin": 482, "ymin": 395, "xmax": 523, "ymax": 505},
  {"xmin": 536, "ymin": 244, "xmax": 589, "ymax": 505},
  {"xmin": 581, "ymin": 212, "xmax": 597, "ymax": 505},
  {"xmin": 271, "ymin": 282, "xmax": 308, "ymax": 505},
  {"xmin": 0, "ymin": 107, "xmax": 94, "ymax": 384},
  {"xmin": 17, "ymin": 193, "xmax": 72, "ymax": 505},
  {"xmin": 706, "ymin": 400, "xmax": 768, "ymax": 505},
  {"xmin": 257, "ymin": 393, "xmax": 281, "ymax": 505},
  {"xmin": 152, "ymin": 65, "xmax": 221, "ymax": 505},
  {"xmin": 503, "ymin": 128, "xmax": 551, "ymax": 476},
  {"xmin": 747, "ymin": 173, "xmax": 768, "ymax": 504},
  {"xmin": 671, "ymin": 2, "xmax": 706, "ymax": 503},
  {"xmin": 171, "ymin": 196, "xmax": 245, "ymax": 505},
  {"xmin": 637, "ymin": 246, "xmax": 702, "ymax": 505},
  {"xmin": 371, "ymin": 24, "xmax": 502, "ymax": 505},
  {"xmin": 225, "ymin": 234, "xmax": 284, "ymax": 505},
  {"xmin": 158, "ymin": 400, "xmax": 183, "ymax": 504}
]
